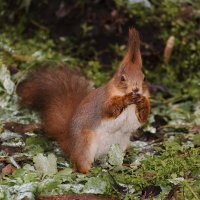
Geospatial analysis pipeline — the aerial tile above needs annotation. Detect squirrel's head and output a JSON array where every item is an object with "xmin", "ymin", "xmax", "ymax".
[{"xmin": 114, "ymin": 28, "xmax": 144, "ymax": 95}]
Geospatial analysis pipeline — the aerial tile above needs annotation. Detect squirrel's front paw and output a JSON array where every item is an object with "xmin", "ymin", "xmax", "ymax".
[
  {"xmin": 134, "ymin": 95, "xmax": 150, "ymax": 123},
  {"xmin": 125, "ymin": 93, "xmax": 144, "ymax": 105},
  {"xmin": 124, "ymin": 92, "xmax": 136, "ymax": 105},
  {"xmin": 132, "ymin": 93, "xmax": 142, "ymax": 104}
]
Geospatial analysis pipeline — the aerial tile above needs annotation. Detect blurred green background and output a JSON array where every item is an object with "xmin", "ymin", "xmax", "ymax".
[{"xmin": 0, "ymin": 0, "xmax": 199, "ymax": 96}]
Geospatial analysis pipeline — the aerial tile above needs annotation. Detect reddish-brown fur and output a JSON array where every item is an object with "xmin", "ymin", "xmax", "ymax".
[
  {"xmin": 17, "ymin": 28, "xmax": 150, "ymax": 173},
  {"xmin": 102, "ymin": 28, "xmax": 149, "ymax": 121},
  {"xmin": 17, "ymin": 67, "xmax": 92, "ymax": 156},
  {"xmin": 102, "ymin": 93, "xmax": 134, "ymax": 118},
  {"xmin": 71, "ymin": 129, "xmax": 94, "ymax": 173},
  {"xmin": 135, "ymin": 93, "xmax": 151, "ymax": 123}
]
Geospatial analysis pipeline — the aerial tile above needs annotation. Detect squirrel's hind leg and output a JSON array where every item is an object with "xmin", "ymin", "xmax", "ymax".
[{"xmin": 71, "ymin": 129, "xmax": 96, "ymax": 173}]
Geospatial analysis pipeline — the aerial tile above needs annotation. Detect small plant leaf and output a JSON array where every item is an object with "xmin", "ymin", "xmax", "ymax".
[
  {"xmin": 33, "ymin": 153, "xmax": 58, "ymax": 176},
  {"xmin": 108, "ymin": 144, "xmax": 124, "ymax": 166}
]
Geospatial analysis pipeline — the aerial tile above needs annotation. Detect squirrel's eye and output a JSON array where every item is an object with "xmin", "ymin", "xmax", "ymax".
[{"xmin": 121, "ymin": 75, "xmax": 126, "ymax": 82}]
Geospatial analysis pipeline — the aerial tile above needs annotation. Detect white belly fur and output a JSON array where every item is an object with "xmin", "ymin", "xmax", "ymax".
[{"xmin": 94, "ymin": 104, "xmax": 141, "ymax": 159}]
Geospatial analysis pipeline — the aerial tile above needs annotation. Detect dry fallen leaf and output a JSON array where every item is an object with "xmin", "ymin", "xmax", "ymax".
[
  {"xmin": 4, "ymin": 122, "xmax": 41, "ymax": 134},
  {"xmin": 37, "ymin": 194, "xmax": 114, "ymax": 200},
  {"xmin": 140, "ymin": 185, "xmax": 162, "ymax": 199},
  {"xmin": 2, "ymin": 164, "xmax": 16, "ymax": 175},
  {"xmin": 1, "ymin": 145, "xmax": 22, "ymax": 155},
  {"xmin": 143, "ymin": 171, "xmax": 156, "ymax": 179}
]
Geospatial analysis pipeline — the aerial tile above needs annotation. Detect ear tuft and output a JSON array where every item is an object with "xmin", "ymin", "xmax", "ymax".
[
  {"xmin": 122, "ymin": 27, "xmax": 142, "ymax": 67},
  {"xmin": 128, "ymin": 28, "xmax": 140, "ymax": 56}
]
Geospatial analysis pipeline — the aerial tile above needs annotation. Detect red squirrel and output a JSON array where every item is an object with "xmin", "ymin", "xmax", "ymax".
[{"xmin": 16, "ymin": 28, "xmax": 150, "ymax": 173}]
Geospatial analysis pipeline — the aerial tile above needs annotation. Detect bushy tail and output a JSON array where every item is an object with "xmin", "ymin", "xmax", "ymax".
[{"xmin": 16, "ymin": 66, "xmax": 91, "ymax": 152}]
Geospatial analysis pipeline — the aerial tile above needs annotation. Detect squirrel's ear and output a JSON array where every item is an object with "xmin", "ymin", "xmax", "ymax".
[{"xmin": 122, "ymin": 28, "xmax": 142, "ymax": 68}]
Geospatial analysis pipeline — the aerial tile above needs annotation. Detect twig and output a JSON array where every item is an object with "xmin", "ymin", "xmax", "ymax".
[
  {"xmin": 13, "ymin": 54, "xmax": 35, "ymax": 62},
  {"xmin": 163, "ymin": 36, "xmax": 175, "ymax": 64},
  {"xmin": 0, "ymin": 156, "xmax": 30, "ymax": 163},
  {"xmin": 184, "ymin": 182, "xmax": 200, "ymax": 200},
  {"xmin": 160, "ymin": 124, "xmax": 193, "ymax": 129},
  {"xmin": 31, "ymin": 20, "xmax": 49, "ymax": 31},
  {"xmin": 164, "ymin": 185, "xmax": 180, "ymax": 200}
]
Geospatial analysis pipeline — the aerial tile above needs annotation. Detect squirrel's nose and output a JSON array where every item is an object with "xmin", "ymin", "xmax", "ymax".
[{"xmin": 133, "ymin": 88, "xmax": 139, "ymax": 93}]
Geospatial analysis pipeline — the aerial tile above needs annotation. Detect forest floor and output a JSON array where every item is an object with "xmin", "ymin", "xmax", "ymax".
[{"xmin": 0, "ymin": 59, "xmax": 199, "ymax": 200}]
